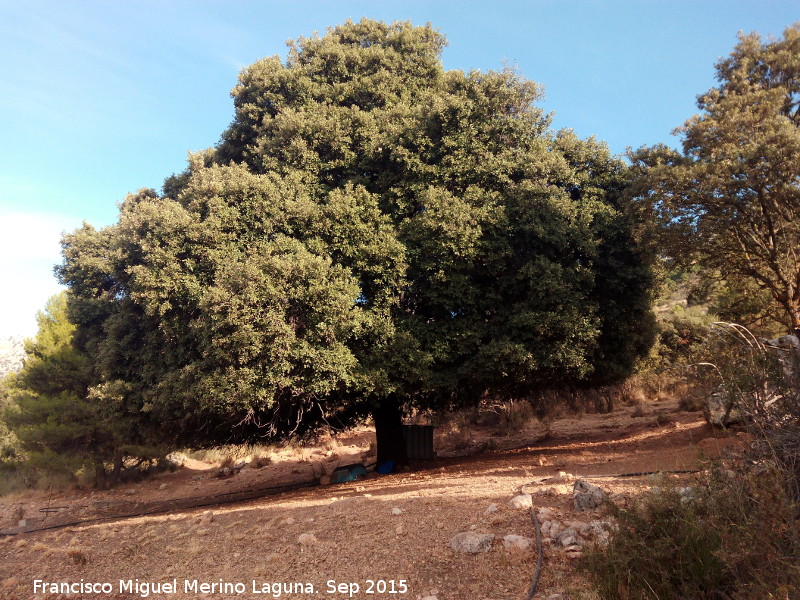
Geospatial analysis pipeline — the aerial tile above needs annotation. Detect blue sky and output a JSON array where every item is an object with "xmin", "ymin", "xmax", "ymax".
[{"xmin": 1, "ymin": 0, "xmax": 798, "ymax": 338}]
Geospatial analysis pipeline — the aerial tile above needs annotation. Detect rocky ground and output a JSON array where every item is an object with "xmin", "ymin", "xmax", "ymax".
[
  {"xmin": 0, "ymin": 337, "xmax": 25, "ymax": 380},
  {"xmin": 0, "ymin": 397, "xmax": 746, "ymax": 600}
]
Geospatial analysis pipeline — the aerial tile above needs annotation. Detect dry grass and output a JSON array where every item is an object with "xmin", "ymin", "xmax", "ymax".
[
  {"xmin": 65, "ymin": 546, "xmax": 88, "ymax": 566},
  {"xmin": 0, "ymin": 396, "xmax": 723, "ymax": 600}
]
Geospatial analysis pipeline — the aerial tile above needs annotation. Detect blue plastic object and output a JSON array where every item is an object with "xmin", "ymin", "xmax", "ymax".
[
  {"xmin": 331, "ymin": 463, "xmax": 368, "ymax": 484},
  {"xmin": 376, "ymin": 460, "xmax": 395, "ymax": 474}
]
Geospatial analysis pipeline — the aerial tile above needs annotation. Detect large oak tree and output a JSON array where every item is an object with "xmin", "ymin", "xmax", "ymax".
[{"xmin": 59, "ymin": 20, "xmax": 655, "ymax": 466}]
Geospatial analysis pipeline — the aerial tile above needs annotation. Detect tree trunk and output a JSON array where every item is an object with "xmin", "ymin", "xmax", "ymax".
[
  {"xmin": 109, "ymin": 452, "xmax": 124, "ymax": 486},
  {"xmin": 785, "ymin": 298, "xmax": 800, "ymax": 339},
  {"xmin": 372, "ymin": 395, "xmax": 408, "ymax": 470},
  {"xmin": 94, "ymin": 460, "xmax": 108, "ymax": 489},
  {"xmin": 791, "ymin": 312, "xmax": 800, "ymax": 340}
]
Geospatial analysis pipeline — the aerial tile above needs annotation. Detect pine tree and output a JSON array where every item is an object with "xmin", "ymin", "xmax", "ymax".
[{"xmin": 3, "ymin": 293, "xmax": 155, "ymax": 485}]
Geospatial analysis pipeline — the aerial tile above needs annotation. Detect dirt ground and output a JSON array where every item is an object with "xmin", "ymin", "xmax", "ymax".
[{"xmin": 0, "ymin": 397, "xmax": 745, "ymax": 600}]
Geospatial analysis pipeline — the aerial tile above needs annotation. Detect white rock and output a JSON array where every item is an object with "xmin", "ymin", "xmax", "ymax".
[
  {"xmin": 544, "ymin": 471, "xmax": 573, "ymax": 483},
  {"xmin": 558, "ymin": 532, "xmax": 580, "ymax": 548},
  {"xmin": 540, "ymin": 520, "xmax": 552, "ymax": 537},
  {"xmin": 546, "ymin": 521, "xmax": 562, "ymax": 540},
  {"xmin": 449, "ymin": 532, "xmax": 495, "ymax": 553},
  {"xmin": 502, "ymin": 534, "xmax": 534, "ymax": 552},
  {"xmin": 581, "ymin": 520, "xmax": 610, "ymax": 539},
  {"xmin": 158, "ymin": 483, "xmax": 168, "ymax": 490},
  {"xmin": 705, "ymin": 388, "xmax": 745, "ymax": 426},
  {"xmin": 536, "ymin": 507, "xmax": 553, "ymax": 522},
  {"xmin": 297, "ymin": 533, "xmax": 317, "ymax": 544},
  {"xmin": 508, "ymin": 494, "xmax": 533, "ymax": 509},
  {"xmin": 391, "ymin": 507, "xmax": 403, "ymax": 516},
  {"xmin": 484, "ymin": 503, "xmax": 498, "ymax": 515},
  {"xmin": 284, "ymin": 517, "xmax": 296, "ymax": 525},
  {"xmin": 573, "ymin": 479, "xmax": 606, "ymax": 511}
]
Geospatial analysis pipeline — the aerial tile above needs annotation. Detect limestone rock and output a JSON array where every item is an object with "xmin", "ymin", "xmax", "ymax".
[
  {"xmin": 573, "ymin": 479, "xmax": 605, "ymax": 511},
  {"xmin": 557, "ymin": 527, "xmax": 581, "ymax": 548},
  {"xmin": 541, "ymin": 520, "xmax": 561, "ymax": 540},
  {"xmin": 0, "ymin": 337, "xmax": 25, "ymax": 380},
  {"xmin": 705, "ymin": 388, "xmax": 745, "ymax": 426},
  {"xmin": 544, "ymin": 471, "xmax": 573, "ymax": 484},
  {"xmin": 297, "ymin": 533, "xmax": 317, "ymax": 544},
  {"xmin": 502, "ymin": 534, "xmax": 534, "ymax": 552},
  {"xmin": 508, "ymin": 494, "xmax": 533, "ymax": 509},
  {"xmin": 449, "ymin": 532, "xmax": 495, "ymax": 553},
  {"xmin": 484, "ymin": 503, "xmax": 498, "ymax": 515}
]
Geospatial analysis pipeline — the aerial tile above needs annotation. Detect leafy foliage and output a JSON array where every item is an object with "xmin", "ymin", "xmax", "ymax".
[
  {"xmin": 585, "ymin": 321, "xmax": 800, "ymax": 599},
  {"xmin": 2, "ymin": 293, "xmax": 159, "ymax": 486},
  {"xmin": 630, "ymin": 24, "xmax": 800, "ymax": 336},
  {"xmin": 582, "ymin": 468, "xmax": 800, "ymax": 600},
  {"xmin": 58, "ymin": 19, "xmax": 656, "ymax": 454}
]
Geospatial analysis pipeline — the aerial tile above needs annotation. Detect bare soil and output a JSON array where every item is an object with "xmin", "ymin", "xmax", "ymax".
[{"xmin": 0, "ymin": 398, "xmax": 745, "ymax": 600}]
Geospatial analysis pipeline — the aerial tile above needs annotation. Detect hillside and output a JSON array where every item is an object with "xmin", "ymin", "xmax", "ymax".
[
  {"xmin": 0, "ymin": 396, "xmax": 743, "ymax": 600},
  {"xmin": 0, "ymin": 337, "xmax": 25, "ymax": 381}
]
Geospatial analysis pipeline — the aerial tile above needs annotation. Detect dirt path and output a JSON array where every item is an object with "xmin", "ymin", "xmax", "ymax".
[{"xmin": 0, "ymin": 399, "xmax": 739, "ymax": 600}]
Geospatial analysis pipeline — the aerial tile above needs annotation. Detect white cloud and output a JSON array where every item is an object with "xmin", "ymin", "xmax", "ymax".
[{"xmin": 0, "ymin": 211, "xmax": 83, "ymax": 338}]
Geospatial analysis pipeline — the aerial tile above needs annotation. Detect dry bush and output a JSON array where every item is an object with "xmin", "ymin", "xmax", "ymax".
[
  {"xmin": 484, "ymin": 399, "xmax": 534, "ymax": 434},
  {"xmin": 66, "ymin": 547, "xmax": 88, "ymax": 566},
  {"xmin": 630, "ymin": 402, "xmax": 647, "ymax": 418},
  {"xmin": 185, "ymin": 443, "xmax": 276, "ymax": 467},
  {"xmin": 582, "ymin": 465, "xmax": 800, "ymax": 599},
  {"xmin": 697, "ymin": 323, "xmax": 800, "ymax": 501},
  {"xmin": 584, "ymin": 324, "xmax": 800, "ymax": 599},
  {"xmin": 435, "ymin": 413, "xmax": 473, "ymax": 452},
  {"xmin": 251, "ymin": 454, "xmax": 273, "ymax": 469}
]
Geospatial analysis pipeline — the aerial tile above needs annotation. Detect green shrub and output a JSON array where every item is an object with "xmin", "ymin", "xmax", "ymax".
[
  {"xmin": 582, "ymin": 467, "xmax": 800, "ymax": 599},
  {"xmin": 582, "ymin": 482, "xmax": 728, "ymax": 600},
  {"xmin": 584, "ymin": 322, "xmax": 800, "ymax": 599}
]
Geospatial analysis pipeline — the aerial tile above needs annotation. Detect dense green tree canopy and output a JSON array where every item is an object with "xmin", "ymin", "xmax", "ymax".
[
  {"xmin": 59, "ymin": 19, "xmax": 655, "ymax": 461},
  {"xmin": 631, "ymin": 24, "xmax": 800, "ymax": 336},
  {"xmin": 1, "ymin": 292, "xmax": 150, "ymax": 484}
]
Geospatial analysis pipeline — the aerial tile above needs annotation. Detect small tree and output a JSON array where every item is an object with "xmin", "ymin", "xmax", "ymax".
[
  {"xmin": 631, "ymin": 24, "xmax": 800, "ymax": 336},
  {"xmin": 3, "ymin": 293, "xmax": 154, "ymax": 486}
]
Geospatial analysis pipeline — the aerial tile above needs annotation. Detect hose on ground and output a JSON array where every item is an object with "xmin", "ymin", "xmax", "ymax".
[{"xmin": 525, "ymin": 506, "xmax": 544, "ymax": 600}]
